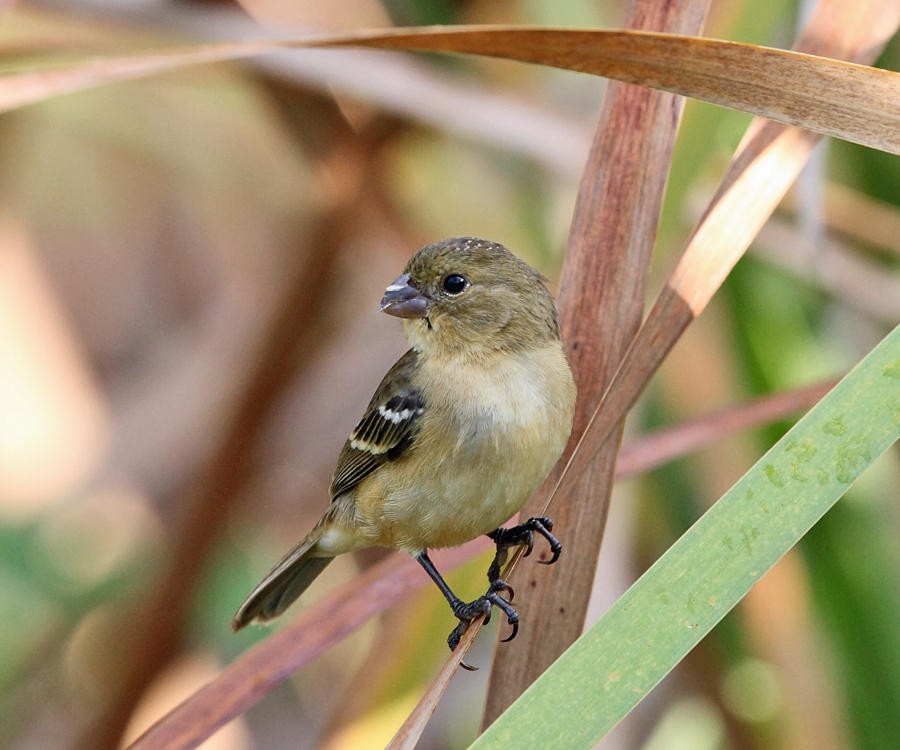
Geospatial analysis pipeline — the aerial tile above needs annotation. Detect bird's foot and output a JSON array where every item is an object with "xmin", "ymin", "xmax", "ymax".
[
  {"xmin": 488, "ymin": 516, "xmax": 562, "ymax": 566},
  {"xmin": 447, "ymin": 580, "xmax": 519, "ymax": 667}
]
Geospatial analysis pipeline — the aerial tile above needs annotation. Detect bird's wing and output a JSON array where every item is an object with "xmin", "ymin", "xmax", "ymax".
[{"xmin": 329, "ymin": 348, "xmax": 424, "ymax": 499}]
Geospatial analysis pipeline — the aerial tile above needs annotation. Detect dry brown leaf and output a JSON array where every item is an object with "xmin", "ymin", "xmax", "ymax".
[
  {"xmin": 481, "ymin": 0, "xmax": 711, "ymax": 725},
  {"xmin": 1, "ymin": 27, "xmax": 898, "ymax": 153},
  {"xmin": 615, "ymin": 378, "xmax": 837, "ymax": 477},
  {"xmin": 541, "ymin": 0, "xmax": 898, "ymax": 521}
]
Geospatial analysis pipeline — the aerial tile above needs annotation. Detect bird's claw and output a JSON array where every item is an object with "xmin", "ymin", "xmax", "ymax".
[
  {"xmin": 528, "ymin": 516, "xmax": 561, "ymax": 565},
  {"xmin": 489, "ymin": 516, "xmax": 562, "ymax": 566},
  {"xmin": 443, "ymin": 517, "xmax": 561, "ymax": 667},
  {"xmin": 447, "ymin": 589, "xmax": 519, "ymax": 661},
  {"xmin": 489, "ymin": 578, "xmax": 515, "ymax": 601},
  {"xmin": 522, "ymin": 530, "xmax": 535, "ymax": 557}
]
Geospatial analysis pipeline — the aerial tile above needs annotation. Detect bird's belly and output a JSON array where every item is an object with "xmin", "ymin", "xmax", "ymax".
[{"xmin": 363, "ymin": 421, "xmax": 559, "ymax": 552}]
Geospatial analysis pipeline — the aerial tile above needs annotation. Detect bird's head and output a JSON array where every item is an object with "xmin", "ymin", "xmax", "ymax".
[{"xmin": 380, "ymin": 238, "xmax": 561, "ymax": 359}]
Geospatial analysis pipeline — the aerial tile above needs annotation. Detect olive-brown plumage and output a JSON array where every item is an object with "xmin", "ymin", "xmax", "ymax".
[{"xmin": 233, "ymin": 238, "xmax": 576, "ymax": 649}]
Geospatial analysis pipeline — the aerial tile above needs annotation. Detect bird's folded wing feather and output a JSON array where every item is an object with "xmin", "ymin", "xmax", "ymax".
[{"xmin": 329, "ymin": 348, "xmax": 424, "ymax": 499}]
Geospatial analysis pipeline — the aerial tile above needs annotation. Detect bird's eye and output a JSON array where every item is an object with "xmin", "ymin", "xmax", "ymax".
[{"xmin": 442, "ymin": 274, "xmax": 468, "ymax": 295}]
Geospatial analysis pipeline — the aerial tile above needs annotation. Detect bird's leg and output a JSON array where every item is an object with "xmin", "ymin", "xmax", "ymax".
[
  {"xmin": 474, "ymin": 517, "xmax": 560, "ymax": 646},
  {"xmin": 415, "ymin": 550, "xmax": 518, "ymax": 661},
  {"xmin": 486, "ymin": 516, "xmax": 562, "ymax": 591}
]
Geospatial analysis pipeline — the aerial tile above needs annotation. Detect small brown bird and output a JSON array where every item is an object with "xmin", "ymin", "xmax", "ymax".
[{"xmin": 233, "ymin": 237, "xmax": 576, "ymax": 651}]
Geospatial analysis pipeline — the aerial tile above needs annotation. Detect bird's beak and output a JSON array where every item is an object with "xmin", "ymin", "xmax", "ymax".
[{"xmin": 380, "ymin": 273, "xmax": 430, "ymax": 319}]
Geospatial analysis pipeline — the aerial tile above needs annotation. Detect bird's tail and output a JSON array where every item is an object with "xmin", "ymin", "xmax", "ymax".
[{"xmin": 232, "ymin": 530, "xmax": 334, "ymax": 631}]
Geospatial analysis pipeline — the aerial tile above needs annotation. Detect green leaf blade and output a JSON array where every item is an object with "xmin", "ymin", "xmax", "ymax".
[{"xmin": 473, "ymin": 325, "xmax": 900, "ymax": 749}]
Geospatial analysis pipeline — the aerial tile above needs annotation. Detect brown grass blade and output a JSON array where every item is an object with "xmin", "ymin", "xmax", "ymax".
[
  {"xmin": 2, "ymin": 27, "xmax": 898, "ymax": 152},
  {"xmin": 540, "ymin": 0, "xmax": 898, "ymax": 522},
  {"xmin": 385, "ymin": 623, "xmax": 479, "ymax": 750},
  {"xmin": 615, "ymin": 377, "xmax": 838, "ymax": 478},
  {"xmin": 479, "ymin": 0, "xmax": 711, "ymax": 727},
  {"xmin": 329, "ymin": 28, "xmax": 900, "ymax": 154},
  {"xmin": 124, "ymin": 543, "xmax": 485, "ymax": 750}
]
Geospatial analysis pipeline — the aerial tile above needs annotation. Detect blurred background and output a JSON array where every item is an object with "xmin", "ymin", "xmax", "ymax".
[{"xmin": 0, "ymin": 1, "xmax": 897, "ymax": 748}]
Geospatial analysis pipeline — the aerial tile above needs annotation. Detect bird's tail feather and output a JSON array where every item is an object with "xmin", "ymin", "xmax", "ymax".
[{"xmin": 232, "ymin": 533, "xmax": 334, "ymax": 631}]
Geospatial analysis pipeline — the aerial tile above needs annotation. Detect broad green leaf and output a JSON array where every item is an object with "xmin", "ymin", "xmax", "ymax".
[{"xmin": 472, "ymin": 324, "xmax": 900, "ymax": 749}]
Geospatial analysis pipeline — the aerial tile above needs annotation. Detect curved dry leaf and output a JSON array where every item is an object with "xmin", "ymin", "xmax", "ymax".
[
  {"xmin": 329, "ymin": 27, "xmax": 900, "ymax": 154},
  {"xmin": 1, "ymin": 27, "xmax": 898, "ymax": 153}
]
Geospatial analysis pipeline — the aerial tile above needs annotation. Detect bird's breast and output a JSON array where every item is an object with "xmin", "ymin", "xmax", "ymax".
[{"xmin": 356, "ymin": 342, "xmax": 575, "ymax": 552}]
